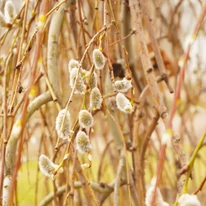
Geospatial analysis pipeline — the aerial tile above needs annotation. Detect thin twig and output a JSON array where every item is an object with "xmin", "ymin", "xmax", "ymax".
[
  {"xmin": 168, "ymin": 3, "xmax": 206, "ymax": 128},
  {"xmin": 4, "ymin": 1, "xmax": 50, "ymax": 204},
  {"xmin": 193, "ymin": 175, "xmax": 206, "ymax": 195},
  {"xmin": 114, "ymin": 149, "xmax": 125, "ymax": 206}
]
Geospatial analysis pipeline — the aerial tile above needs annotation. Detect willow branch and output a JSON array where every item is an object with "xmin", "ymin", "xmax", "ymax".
[
  {"xmin": 47, "ymin": 1, "xmax": 69, "ymax": 105},
  {"xmin": 140, "ymin": 109, "xmax": 160, "ymax": 167},
  {"xmin": 74, "ymin": 155, "xmax": 99, "ymax": 206},
  {"xmin": 121, "ymin": 0, "xmax": 142, "ymax": 92},
  {"xmin": 138, "ymin": 74, "xmax": 170, "ymax": 107},
  {"xmin": 114, "ymin": 149, "xmax": 125, "ymax": 206},
  {"xmin": 27, "ymin": 91, "xmax": 52, "ymax": 120},
  {"xmin": 105, "ymin": 70, "xmax": 136, "ymax": 205},
  {"xmin": 38, "ymin": 180, "xmax": 128, "ymax": 206},
  {"xmin": 129, "ymin": 1, "xmax": 167, "ymax": 118},
  {"xmin": 168, "ymin": 3, "xmax": 206, "ymax": 127},
  {"xmin": 128, "ymin": 2, "xmax": 170, "ymax": 206},
  {"xmin": 3, "ymin": 1, "xmax": 50, "ymax": 205},
  {"xmin": 133, "ymin": 109, "xmax": 160, "ymax": 206},
  {"xmin": 3, "ymin": 92, "xmax": 52, "ymax": 206},
  {"xmin": 140, "ymin": 0, "xmax": 173, "ymax": 93}
]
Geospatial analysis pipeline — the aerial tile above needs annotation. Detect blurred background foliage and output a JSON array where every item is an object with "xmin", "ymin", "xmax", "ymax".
[{"xmin": 0, "ymin": 0, "xmax": 206, "ymax": 205}]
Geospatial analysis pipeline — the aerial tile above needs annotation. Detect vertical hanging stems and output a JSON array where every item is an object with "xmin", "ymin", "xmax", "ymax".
[
  {"xmin": 129, "ymin": 1, "xmax": 206, "ymax": 205},
  {"xmin": 5, "ymin": 1, "xmax": 49, "ymax": 205},
  {"xmin": 128, "ymin": 1, "xmax": 168, "ymax": 205},
  {"xmin": 168, "ymin": 3, "xmax": 206, "ymax": 127}
]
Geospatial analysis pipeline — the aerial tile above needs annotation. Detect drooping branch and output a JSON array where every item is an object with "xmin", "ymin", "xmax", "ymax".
[
  {"xmin": 26, "ymin": 91, "xmax": 52, "ymax": 120},
  {"xmin": 128, "ymin": 1, "xmax": 171, "ymax": 205},
  {"xmin": 47, "ymin": 1, "xmax": 69, "ymax": 105},
  {"xmin": 3, "ymin": 92, "xmax": 52, "ymax": 206},
  {"xmin": 3, "ymin": 0, "xmax": 50, "ymax": 204}
]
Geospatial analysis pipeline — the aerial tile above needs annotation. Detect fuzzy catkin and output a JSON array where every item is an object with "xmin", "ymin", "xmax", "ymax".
[
  {"xmin": 178, "ymin": 194, "xmax": 201, "ymax": 206},
  {"xmin": 68, "ymin": 59, "xmax": 79, "ymax": 72},
  {"xmin": 114, "ymin": 78, "xmax": 132, "ymax": 93},
  {"xmin": 145, "ymin": 178, "xmax": 169, "ymax": 206},
  {"xmin": 69, "ymin": 68, "xmax": 86, "ymax": 94},
  {"xmin": 78, "ymin": 110, "xmax": 94, "ymax": 128},
  {"xmin": 90, "ymin": 87, "xmax": 102, "ymax": 110},
  {"xmin": 76, "ymin": 131, "xmax": 92, "ymax": 154},
  {"xmin": 38, "ymin": 154, "xmax": 60, "ymax": 177},
  {"xmin": 55, "ymin": 109, "xmax": 71, "ymax": 139},
  {"xmin": 92, "ymin": 49, "xmax": 105, "ymax": 70},
  {"xmin": 116, "ymin": 93, "xmax": 133, "ymax": 114},
  {"xmin": 4, "ymin": 0, "xmax": 16, "ymax": 23}
]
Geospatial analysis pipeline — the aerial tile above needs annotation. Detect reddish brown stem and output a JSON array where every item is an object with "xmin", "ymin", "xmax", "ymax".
[
  {"xmin": 152, "ymin": 4, "xmax": 206, "ymax": 205},
  {"xmin": 7, "ymin": 1, "xmax": 50, "ymax": 205},
  {"xmin": 193, "ymin": 175, "xmax": 206, "ymax": 195},
  {"xmin": 168, "ymin": 3, "xmax": 206, "ymax": 128}
]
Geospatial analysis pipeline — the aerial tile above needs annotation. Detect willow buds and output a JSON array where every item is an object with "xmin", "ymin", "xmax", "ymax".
[
  {"xmin": 78, "ymin": 110, "xmax": 94, "ymax": 128},
  {"xmin": 89, "ymin": 72, "xmax": 97, "ymax": 89},
  {"xmin": 39, "ymin": 154, "xmax": 62, "ymax": 178},
  {"xmin": 68, "ymin": 59, "xmax": 79, "ymax": 72},
  {"xmin": 93, "ymin": 49, "xmax": 105, "ymax": 70},
  {"xmin": 0, "ymin": 11, "xmax": 5, "ymax": 27},
  {"xmin": 37, "ymin": 14, "xmax": 46, "ymax": 31},
  {"xmin": 76, "ymin": 131, "xmax": 92, "ymax": 154},
  {"xmin": 116, "ymin": 93, "xmax": 133, "ymax": 114},
  {"xmin": 114, "ymin": 78, "xmax": 132, "ymax": 93},
  {"xmin": 55, "ymin": 109, "xmax": 71, "ymax": 139},
  {"xmin": 178, "ymin": 194, "xmax": 201, "ymax": 206},
  {"xmin": 69, "ymin": 68, "xmax": 86, "ymax": 94},
  {"xmin": 145, "ymin": 178, "xmax": 169, "ymax": 206},
  {"xmin": 90, "ymin": 87, "xmax": 102, "ymax": 110},
  {"xmin": 4, "ymin": 0, "xmax": 16, "ymax": 23}
]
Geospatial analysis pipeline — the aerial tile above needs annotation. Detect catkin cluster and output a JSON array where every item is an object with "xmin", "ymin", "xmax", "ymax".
[
  {"xmin": 89, "ymin": 49, "xmax": 105, "ymax": 109},
  {"xmin": 68, "ymin": 49, "xmax": 105, "ymax": 108},
  {"xmin": 67, "ymin": 49, "xmax": 106, "ymax": 159},
  {"xmin": 113, "ymin": 75, "xmax": 134, "ymax": 113}
]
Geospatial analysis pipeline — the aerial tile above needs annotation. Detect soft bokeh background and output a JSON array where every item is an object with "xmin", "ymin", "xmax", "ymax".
[{"xmin": 0, "ymin": 0, "xmax": 205, "ymax": 205}]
